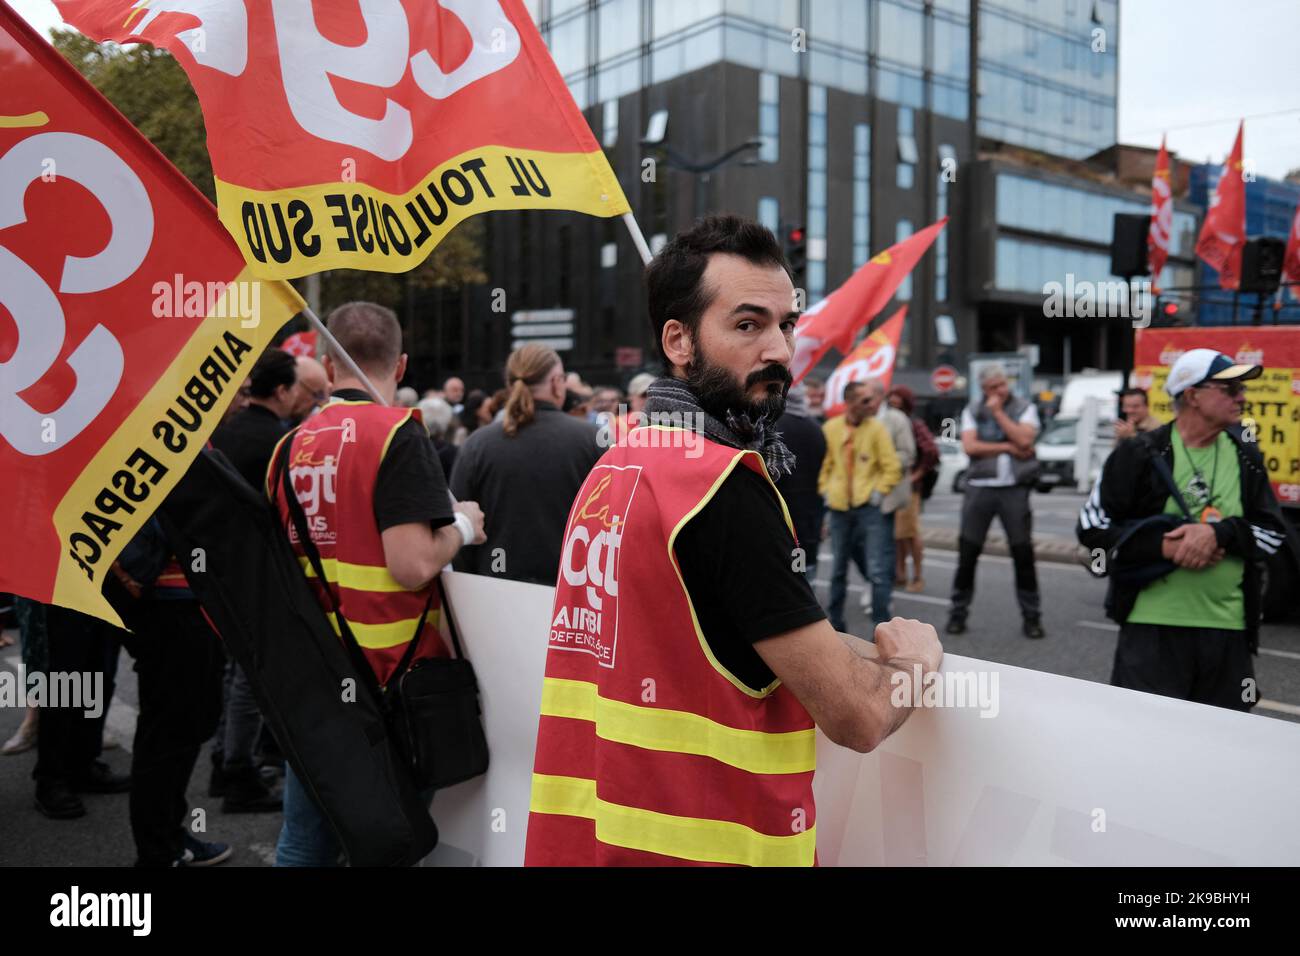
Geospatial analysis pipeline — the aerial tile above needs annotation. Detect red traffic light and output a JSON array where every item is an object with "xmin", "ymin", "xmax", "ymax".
[
  {"xmin": 1163, "ymin": 301, "xmax": 1179, "ymax": 316},
  {"xmin": 788, "ymin": 227, "xmax": 805, "ymax": 244}
]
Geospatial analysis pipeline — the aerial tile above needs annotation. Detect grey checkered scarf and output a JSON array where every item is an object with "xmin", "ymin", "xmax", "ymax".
[{"xmin": 643, "ymin": 376, "xmax": 796, "ymax": 479}]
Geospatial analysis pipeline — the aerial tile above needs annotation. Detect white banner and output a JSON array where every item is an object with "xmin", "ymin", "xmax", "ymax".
[{"xmin": 428, "ymin": 573, "xmax": 1300, "ymax": 866}]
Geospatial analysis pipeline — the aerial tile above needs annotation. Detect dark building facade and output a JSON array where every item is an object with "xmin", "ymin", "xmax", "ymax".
[{"xmin": 425, "ymin": 0, "xmax": 1154, "ymax": 391}]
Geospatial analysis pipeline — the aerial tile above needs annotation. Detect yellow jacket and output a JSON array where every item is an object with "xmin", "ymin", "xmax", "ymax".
[{"xmin": 819, "ymin": 415, "xmax": 902, "ymax": 511}]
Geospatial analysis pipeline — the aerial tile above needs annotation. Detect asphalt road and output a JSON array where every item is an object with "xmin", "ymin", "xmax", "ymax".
[{"xmin": 2, "ymin": 489, "xmax": 1297, "ymax": 865}]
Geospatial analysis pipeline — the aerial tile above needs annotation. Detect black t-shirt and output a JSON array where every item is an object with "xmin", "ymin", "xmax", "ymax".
[
  {"xmin": 674, "ymin": 465, "xmax": 827, "ymax": 691},
  {"xmin": 210, "ymin": 403, "xmax": 287, "ymax": 491},
  {"xmin": 330, "ymin": 389, "xmax": 454, "ymax": 533}
]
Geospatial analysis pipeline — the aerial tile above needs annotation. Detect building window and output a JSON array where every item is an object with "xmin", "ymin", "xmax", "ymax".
[
  {"xmin": 853, "ymin": 123, "xmax": 871, "ymax": 267},
  {"xmin": 602, "ymin": 99, "xmax": 618, "ymax": 148},
  {"xmin": 936, "ymin": 145, "xmax": 955, "ymax": 302},
  {"xmin": 896, "ymin": 106, "xmax": 917, "ymax": 191},
  {"xmin": 895, "ymin": 220, "xmax": 913, "ymax": 301},
  {"xmin": 759, "ymin": 72, "xmax": 779, "ymax": 163},
  {"xmin": 758, "ymin": 196, "xmax": 779, "ymax": 233},
  {"xmin": 806, "ymin": 84, "xmax": 828, "ymax": 301}
]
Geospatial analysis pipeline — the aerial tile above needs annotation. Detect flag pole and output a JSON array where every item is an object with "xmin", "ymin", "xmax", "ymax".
[
  {"xmin": 622, "ymin": 212, "xmax": 654, "ymax": 266},
  {"xmin": 301, "ymin": 304, "xmax": 388, "ymax": 406}
]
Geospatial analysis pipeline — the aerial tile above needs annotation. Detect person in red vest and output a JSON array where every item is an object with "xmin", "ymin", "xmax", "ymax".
[
  {"xmin": 268, "ymin": 301, "xmax": 485, "ymax": 867},
  {"xmin": 525, "ymin": 216, "xmax": 942, "ymax": 867}
]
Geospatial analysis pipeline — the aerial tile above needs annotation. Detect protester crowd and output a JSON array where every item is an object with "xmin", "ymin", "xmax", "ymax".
[{"xmin": 0, "ymin": 217, "xmax": 1288, "ymax": 868}]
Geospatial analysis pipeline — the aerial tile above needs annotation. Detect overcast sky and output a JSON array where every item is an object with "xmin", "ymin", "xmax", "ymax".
[{"xmin": 11, "ymin": 0, "xmax": 1299, "ymax": 179}]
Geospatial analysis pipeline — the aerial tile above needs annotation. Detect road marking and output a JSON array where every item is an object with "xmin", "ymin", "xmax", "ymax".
[
  {"xmin": 922, "ymin": 554, "xmax": 1084, "ymax": 573},
  {"xmin": 248, "ymin": 842, "xmax": 278, "ymax": 866},
  {"xmin": 105, "ymin": 698, "xmax": 137, "ymax": 754},
  {"xmin": 1078, "ymin": 621, "xmax": 1119, "ymax": 632},
  {"xmin": 1259, "ymin": 647, "xmax": 1300, "ymax": 662},
  {"xmin": 1257, "ymin": 699, "xmax": 1300, "ymax": 717}
]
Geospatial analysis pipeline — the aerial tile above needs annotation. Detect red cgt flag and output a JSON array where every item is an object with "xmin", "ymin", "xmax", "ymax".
[
  {"xmin": 1148, "ymin": 136, "xmax": 1172, "ymax": 289},
  {"xmin": 1195, "ymin": 121, "xmax": 1246, "ymax": 290},
  {"xmin": 0, "ymin": 7, "xmax": 303, "ymax": 627},
  {"xmin": 280, "ymin": 331, "xmax": 318, "ymax": 357},
  {"xmin": 820, "ymin": 307, "xmax": 907, "ymax": 418},
  {"xmin": 1284, "ymin": 202, "xmax": 1300, "ymax": 302},
  {"xmin": 54, "ymin": 0, "xmax": 631, "ymax": 280},
  {"xmin": 790, "ymin": 218, "xmax": 946, "ymax": 384}
]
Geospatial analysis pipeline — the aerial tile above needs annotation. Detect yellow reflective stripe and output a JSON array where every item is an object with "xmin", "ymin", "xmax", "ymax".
[
  {"xmin": 298, "ymin": 556, "xmax": 408, "ymax": 593},
  {"xmin": 324, "ymin": 611, "xmax": 438, "ymax": 650},
  {"xmin": 530, "ymin": 773, "xmax": 815, "ymax": 867},
  {"xmin": 541, "ymin": 678, "xmax": 814, "ymax": 775}
]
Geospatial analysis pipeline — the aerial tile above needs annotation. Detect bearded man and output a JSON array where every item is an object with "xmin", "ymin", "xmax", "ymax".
[{"xmin": 524, "ymin": 215, "xmax": 942, "ymax": 867}]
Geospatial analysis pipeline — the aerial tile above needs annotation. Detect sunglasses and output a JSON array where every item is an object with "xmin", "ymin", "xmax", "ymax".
[{"xmin": 1196, "ymin": 381, "xmax": 1247, "ymax": 397}]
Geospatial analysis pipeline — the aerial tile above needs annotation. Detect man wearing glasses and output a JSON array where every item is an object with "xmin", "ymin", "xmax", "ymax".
[{"xmin": 1077, "ymin": 349, "xmax": 1288, "ymax": 710}]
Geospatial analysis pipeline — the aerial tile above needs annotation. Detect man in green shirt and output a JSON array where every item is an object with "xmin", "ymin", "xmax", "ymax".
[{"xmin": 1077, "ymin": 349, "xmax": 1290, "ymax": 710}]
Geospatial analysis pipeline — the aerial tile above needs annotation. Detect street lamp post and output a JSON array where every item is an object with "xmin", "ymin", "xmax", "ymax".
[{"xmin": 641, "ymin": 137, "xmax": 764, "ymax": 219}]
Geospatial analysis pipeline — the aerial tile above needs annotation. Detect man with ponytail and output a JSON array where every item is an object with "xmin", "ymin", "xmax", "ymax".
[
  {"xmin": 450, "ymin": 344, "xmax": 602, "ymax": 585},
  {"xmin": 526, "ymin": 215, "xmax": 942, "ymax": 866}
]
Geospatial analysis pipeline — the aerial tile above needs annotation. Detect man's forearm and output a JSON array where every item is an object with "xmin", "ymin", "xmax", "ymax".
[
  {"xmin": 839, "ymin": 634, "xmax": 929, "ymax": 745},
  {"xmin": 993, "ymin": 410, "xmax": 1036, "ymax": 449}
]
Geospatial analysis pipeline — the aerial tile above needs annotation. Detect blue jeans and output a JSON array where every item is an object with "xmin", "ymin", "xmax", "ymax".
[
  {"xmin": 827, "ymin": 504, "xmax": 895, "ymax": 633},
  {"xmin": 275, "ymin": 766, "xmax": 342, "ymax": 867},
  {"xmin": 275, "ymin": 767, "xmax": 436, "ymax": 867}
]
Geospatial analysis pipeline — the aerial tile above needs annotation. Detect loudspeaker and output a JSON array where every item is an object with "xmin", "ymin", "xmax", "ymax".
[
  {"xmin": 1110, "ymin": 213, "xmax": 1150, "ymax": 279},
  {"xmin": 1240, "ymin": 236, "xmax": 1286, "ymax": 294}
]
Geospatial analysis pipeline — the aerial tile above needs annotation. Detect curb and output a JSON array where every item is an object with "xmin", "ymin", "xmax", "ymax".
[{"xmin": 921, "ymin": 527, "xmax": 1086, "ymax": 566}]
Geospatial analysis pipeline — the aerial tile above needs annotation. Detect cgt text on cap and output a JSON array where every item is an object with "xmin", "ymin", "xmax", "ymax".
[{"xmin": 1165, "ymin": 348, "xmax": 1263, "ymax": 398}]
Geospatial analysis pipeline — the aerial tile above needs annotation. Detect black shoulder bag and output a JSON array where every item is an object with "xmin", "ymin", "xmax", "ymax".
[
  {"xmin": 1107, "ymin": 449, "xmax": 1196, "ymax": 588},
  {"xmin": 277, "ymin": 449, "xmax": 489, "ymax": 793}
]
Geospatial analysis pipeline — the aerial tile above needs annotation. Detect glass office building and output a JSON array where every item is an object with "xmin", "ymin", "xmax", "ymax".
[
  {"xmin": 976, "ymin": 0, "xmax": 1118, "ymax": 159},
  {"xmin": 442, "ymin": 1, "xmax": 1133, "ymax": 385}
]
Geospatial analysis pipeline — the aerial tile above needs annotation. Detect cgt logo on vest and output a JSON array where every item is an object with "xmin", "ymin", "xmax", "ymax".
[
  {"xmin": 551, "ymin": 466, "xmax": 641, "ymax": 668},
  {"xmin": 289, "ymin": 424, "xmax": 350, "ymax": 542}
]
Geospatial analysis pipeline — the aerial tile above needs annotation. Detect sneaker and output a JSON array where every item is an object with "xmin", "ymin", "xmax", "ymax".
[
  {"xmin": 1023, "ymin": 618, "xmax": 1046, "ymax": 640},
  {"xmin": 945, "ymin": 616, "xmax": 967, "ymax": 635},
  {"xmin": 179, "ymin": 833, "xmax": 232, "ymax": 867},
  {"xmin": 905, "ymin": 578, "xmax": 925, "ymax": 593},
  {"xmin": 220, "ymin": 767, "xmax": 281, "ymax": 813}
]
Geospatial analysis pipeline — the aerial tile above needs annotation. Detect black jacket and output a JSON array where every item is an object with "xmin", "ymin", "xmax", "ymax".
[{"xmin": 1076, "ymin": 421, "xmax": 1288, "ymax": 651}]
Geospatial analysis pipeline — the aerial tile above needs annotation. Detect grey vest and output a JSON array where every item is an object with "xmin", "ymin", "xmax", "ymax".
[{"xmin": 967, "ymin": 394, "xmax": 1040, "ymax": 485}]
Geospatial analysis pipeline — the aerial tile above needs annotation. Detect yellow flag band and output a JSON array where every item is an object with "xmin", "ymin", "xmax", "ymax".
[
  {"xmin": 51, "ymin": 270, "xmax": 304, "ymax": 627},
  {"xmin": 216, "ymin": 145, "xmax": 632, "ymax": 280}
]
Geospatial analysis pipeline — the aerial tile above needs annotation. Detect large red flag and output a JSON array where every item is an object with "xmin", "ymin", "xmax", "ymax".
[
  {"xmin": 1148, "ymin": 136, "xmax": 1172, "ymax": 288},
  {"xmin": 820, "ymin": 307, "xmax": 907, "ymax": 418},
  {"xmin": 54, "ymin": 0, "xmax": 631, "ymax": 280},
  {"xmin": 790, "ymin": 218, "xmax": 946, "ymax": 384},
  {"xmin": 0, "ymin": 6, "xmax": 303, "ymax": 627},
  {"xmin": 1195, "ymin": 121, "xmax": 1246, "ymax": 290},
  {"xmin": 1284, "ymin": 202, "xmax": 1300, "ymax": 302}
]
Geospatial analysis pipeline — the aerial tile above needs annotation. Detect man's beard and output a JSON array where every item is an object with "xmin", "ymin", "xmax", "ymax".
[{"xmin": 685, "ymin": 347, "xmax": 792, "ymax": 430}]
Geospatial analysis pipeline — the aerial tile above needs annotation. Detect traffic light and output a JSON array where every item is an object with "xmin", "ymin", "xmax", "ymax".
[
  {"xmin": 1240, "ymin": 236, "xmax": 1286, "ymax": 294},
  {"xmin": 784, "ymin": 223, "xmax": 807, "ymax": 285},
  {"xmin": 1158, "ymin": 296, "xmax": 1189, "ymax": 325}
]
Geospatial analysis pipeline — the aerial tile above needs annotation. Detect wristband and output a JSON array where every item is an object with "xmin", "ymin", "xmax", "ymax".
[{"xmin": 452, "ymin": 511, "xmax": 475, "ymax": 548}]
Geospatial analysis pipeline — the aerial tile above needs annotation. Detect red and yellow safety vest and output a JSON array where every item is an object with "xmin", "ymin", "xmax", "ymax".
[
  {"xmin": 525, "ymin": 427, "xmax": 817, "ymax": 866},
  {"xmin": 269, "ymin": 399, "xmax": 445, "ymax": 684}
]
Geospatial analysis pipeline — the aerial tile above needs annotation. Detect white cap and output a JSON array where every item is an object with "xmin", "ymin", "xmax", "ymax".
[{"xmin": 1165, "ymin": 348, "xmax": 1261, "ymax": 398}]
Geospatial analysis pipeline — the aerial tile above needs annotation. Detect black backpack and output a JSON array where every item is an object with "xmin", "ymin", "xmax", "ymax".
[{"xmin": 159, "ymin": 449, "xmax": 438, "ymax": 866}]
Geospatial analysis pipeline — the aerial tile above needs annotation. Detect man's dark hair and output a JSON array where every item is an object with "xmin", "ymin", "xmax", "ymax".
[
  {"xmin": 249, "ymin": 347, "xmax": 298, "ymax": 399},
  {"xmin": 644, "ymin": 215, "xmax": 790, "ymax": 356},
  {"xmin": 843, "ymin": 381, "xmax": 867, "ymax": 402},
  {"xmin": 1119, "ymin": 387, "xmax": 1148, "ymax": 403}
]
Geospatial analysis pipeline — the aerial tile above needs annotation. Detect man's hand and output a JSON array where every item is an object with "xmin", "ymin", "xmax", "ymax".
[
  {"xmin": 984, "ymin": 391, "xmax": 1004, "ymax": 414},
  {"xmin": 454, "ymin": 500, "xmax": 487, "ymax": 545},
  {"xmin": 1114, "ymin": 418, "xmax": 1137, "ymax": 441},
  {"xmin": 1162, "ymin": 523, "xmax": 1221, "ymax": 570},
  {"xmin": 1010, "ymin": 443, "xmax": 1036, "ymax": 460},
  {"xmin": 874, "ymin": 617, "xmax": 943, "ymax": 676}
]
